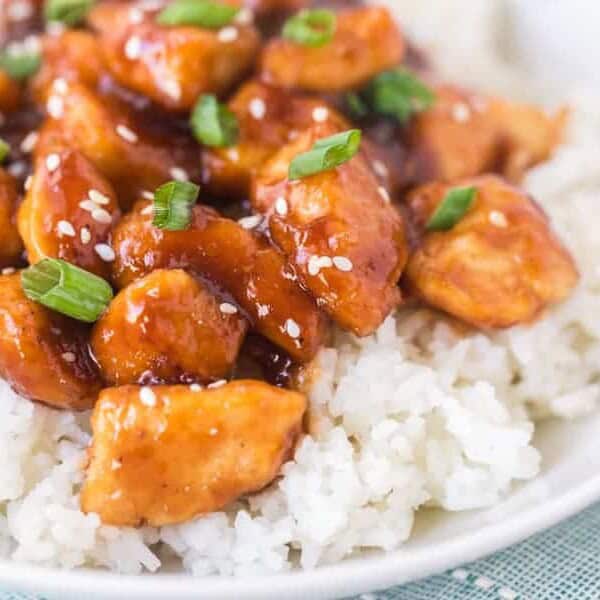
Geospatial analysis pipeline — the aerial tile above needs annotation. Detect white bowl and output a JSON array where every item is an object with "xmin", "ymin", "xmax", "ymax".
[{"xmin": 4, "ymin": 2, "xmax": 600, "ymax": 599}]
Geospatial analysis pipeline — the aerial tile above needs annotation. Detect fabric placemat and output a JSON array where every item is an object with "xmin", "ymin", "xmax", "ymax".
[{"xmin": 2, "ymin": 501, "xmax": 599, "ymax": 600}]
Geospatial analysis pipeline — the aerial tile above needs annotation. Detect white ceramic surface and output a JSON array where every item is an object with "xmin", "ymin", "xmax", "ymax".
[{"xmin": 3, "ymin": 3, "xmax": 600, "ymax": 599}]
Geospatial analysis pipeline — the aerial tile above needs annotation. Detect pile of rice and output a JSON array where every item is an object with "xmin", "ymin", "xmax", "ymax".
[{"xmin": 0, "ymin": 0, "xmax": 599, "ymax": 576}]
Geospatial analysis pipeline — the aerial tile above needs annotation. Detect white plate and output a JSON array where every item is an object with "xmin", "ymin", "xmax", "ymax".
[{"xmin": 3, "ymin": 2, "xmax": 600, "ymax": 599}]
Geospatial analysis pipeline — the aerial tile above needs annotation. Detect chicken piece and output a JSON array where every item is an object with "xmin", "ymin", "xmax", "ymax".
[
  {"xmin": 0, "ymin": 169, "xmax": 24, "ymax": 268},
  {"xmin": 405, "ymin": 176, "xmax": 579, "ymax": 329},
  {"xmin": 0, "ymin": 272, "xmax": 101, "ymax": 409},
  {"xmin": 92, "ymin": 269, "xmax": 248, "ymax": 385},
  {"xmin": 111, "ymin": 200, "xmax": 327, "ymax": 362},
  {"xmin": 203, "ymin": 80, "xmax": 350, "ymax": 199},
  {"xmin": 88, "ymin": 1, "xmax": 260, "ymax": 111},
  {"xmin": 0, "ymin": 69, "xmax": 21, "ymax": 113},
  {"xmin": 406, "ymin": 85, "xmax": 566, "ymax": 184},
  {"xmin": 260, "ymin": 6, "xmax": 405, "ymax": 92},
  {"xmin": 30, "ymin": 31, "xmax": 105, "ymax": 103},
  {"xmin": 252, "ymin": 122, "xmax": 408, "ymax": 335},
  {"xmin": 80, "ymin": 381, "xmax": 306, "ymax": 526},
  {"xmin": 18, "ymin": 148, "xmax": 120, "ymax": 279},
  {"xmin": 34, "ymin": 82, "xmax": 200, "ymax": 208}
]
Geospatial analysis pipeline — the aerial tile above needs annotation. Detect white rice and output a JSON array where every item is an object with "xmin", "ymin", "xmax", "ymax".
[{"xmin": 0, "ymin": 0, "xmax": 599, "ymax": 576}]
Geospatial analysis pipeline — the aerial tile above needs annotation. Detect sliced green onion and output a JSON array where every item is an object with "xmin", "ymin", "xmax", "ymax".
[
  {"xmin": 426, "ymin": 186, "xmax": 477, "ymax": 232},
  {"xmin": 282, "ymin": 9, "xmax": 336, "ymax": 48},
  {"xmin": 0, "ymin": 48, "xmax": 41, "ymax": 80},
  {"xmin": 289, "ymin": 129, "xmax": 361, "ymax": 180},
  {"xmin": 44, "ymin": 0, "xmax": 95, "ymax": 25},
  {"xmin": 21, "ymin": 258, "xmax": 113, "ymax": 322},
  {"xmin": 190, "ymin": 94, "xmax": 239, "ymax": 148},
  {"xmin": 152, "ymin": 180, "xmax": 199, "ymax": 231},
  {"xmin": 157, "ymin": 0, "xmax": 239, "ymax": 28},
  {"xmin": 364, "ymin": 68, "xmax": 435, "ymax": 125},
  {"xmin": 0, "ymin": 139, "xmax": 9, "ymax": 163}
]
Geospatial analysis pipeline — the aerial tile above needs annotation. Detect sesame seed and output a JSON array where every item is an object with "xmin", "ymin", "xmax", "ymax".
[
  {"xmin": 91, "ymin": 208, "xmax": 112, "ymax": 224},
  {"xmin": 308, "ymin": 255, "xmax": 333, "ymax": 276},
  {"xmin": 333, "ymin": 256, "xmax": 353, "ymax": 272},
  {"xmin": 80, "ymin": 226, "xmax": 91, "ymax": 245},
  {"xmin": 141, "ymin": 190, "xmax": 154, "ymax": 201},
  {"xmin": 285, "ymin": 318, "xmax": 301, "ymax": 339},
  {"xmin": 218, "ymin": 26, "xmax": 238, "ymax": 43},
  {"xmin": 116, "ymin": 124, "xmax": 138, "ymax": 143},
  {"xmin": 88, "ymin": 189, "xmax": 110, "ymax": 205},
  {"xmin": 140, "ymin": 204, "xmax": 154, "ymax": 216},
  {"xmin": 170, "ymin": 167, "xmax": 188, "ymax": 181},
  {"xmin": 190, "ymin": 383, "xmax": 203, "ymax": 392},
  {"xmin": 208, "ymin": 379, "xmax": 227, "ymax": 389},
  {"xmin": 489, "ymin": 210, "xmax": 508, "ymax": 228},
  {"xmin": 372, "ymin": 160, "xmax": 388, "ymax": 178},
  {"xmin": 110, "ymin": 490, "xmax": 122, "ymax": 500},
  {"xmin": 57, "ymin": 220, "xmax": 76, "ymax": 237},
  {"xmin": 61, "ymin": 351, "xmax": 76, "ymax": 363},
  {"xmin": 94, "ymin": 243, "xmax": 116, "ymax": 262},
  {"xmin": 20, "ymin": 131, "xmax": 38, "ymax": 153},
  {"xmin": 219, "ymin": 302, "xmax": 238, "ymax": 315},
  {"xmin": 124, "ymin": 36, "xmax": 142, "ymax": 60},
  {"xmin": 452, "ymin": 102, "xmax": 471, "ymax": 123},
  {"xmin": 163, "ymin": 79, "xmax": 182, "ymax": 101},
  {"xmin": 46, "ymin": 95, "xmax": 64, "ymax": 119},
  {"xmin": 79, "ymin": 199, "xmax": 97, "ymax": 212},
  {"xmin": 378, "ymin": 186, "xmax": 391, "ymax": 203},
  {"xmin": 209, "ymin": 427, "xmax": 218, "ymax": 436},
  {"xmin": 24, "ymin": 175, "xmax": 33, "ymax": 191},
  {"xmin": 234, "ymin": 7, "xmax": 253, "ymax": 25},
  {"xmin": 238, "ymin": 215, "xmax": 262, "ymax": 229},
  {"xmin": 45, "ymin": 153, "xmax": 61, "ymax": 172},
  {"xmin": 53, "ymin": 77, "xmax": 68, "ymax": 95},
  {"xmin": 111, "ymin": 459, "xmax": 122, "ymax": 470},
  {"xmin": 257, "ymin": 304, "xmax": 269, "ymax": 317},
  {"xmin": 248, "ymin": 97, "xmax": 266, "ymax": 120},
  {"xmin": 139, "ymin": 386, "xmax": 156, "ymax": 406},
  {"xmin": 2, "ymin": 267, "xmax": 16, "ymax": 275},
  {"xmin": 128, "ymin": 7, "xmax": 144, "ymax": 23},
  {"xmin": 7, "ymin": 162, "xmax": 26, "ymax": 178},
  {"xmin": 274, "ymin": 197, "xmax": 288, "ymax": 216},
  {"xmin": 312, "ymin": 107, "xmax": 329, "ymax": 123}
]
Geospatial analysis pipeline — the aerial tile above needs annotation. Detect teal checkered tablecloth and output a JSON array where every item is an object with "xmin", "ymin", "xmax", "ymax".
[{"xmin": 3, "ymin": 502, "xmax": 600, "ymax": 600}]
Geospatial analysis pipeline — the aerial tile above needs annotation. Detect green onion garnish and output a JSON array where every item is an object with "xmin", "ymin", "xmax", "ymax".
[
  {"xmin": 157, "ymin": 0, "xmax": 239, "ymax": 28},
  {"xmin": 282, "ymin": 9, "xmax": 336, "ymax": 48},
  {"xmin": 152, "ymin": 180, "xmax": 200, "ymax": 231},
  {"xmin": 0, "ymin": 48, "xmax": 41, "ymax": 80},
  {"xmin": 426, "ymin": 186, "xmax": 477, "ymax": 232},
  {"xmin": 21, "ymin": 258, "xmax": 113, "ymax": 322},
  {"xmin": 289, "ymin": 129, "xmax": 362, "ymax": 180},
  {"xmin": 0, "ymin": 139, "xmax": 9, "ymax": 163},
  {"xmin": 362, "ymin": 68, "xmax": 436, "ymax": 125},
  {"xmin": 44, "ymin": 0, "xmax": 95, "ymax": 26},
  {"xmin": 190, "ymin": 94, "xmax": 239, "ymax": 147}
]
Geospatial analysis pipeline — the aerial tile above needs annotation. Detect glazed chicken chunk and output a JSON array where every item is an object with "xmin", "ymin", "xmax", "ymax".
[
  {"xmin": 18, "ymin": 148, "xmax": 121, "ymax": 279},
  {"xmin": 92, "ymin": 269, "xmax": 248, "ymax": 385},
  {"xmin": 0, "ymin": 69, "xmax": 21, "ymax": 114},
  {"xmin": 260, "ymin": 6, "xmax": 405, "ymax": 92},
  {"xmin": 405, "ymin": 176, "xmax": 579, "ymax": 329},
  {"xmin": 34, "ymin": 82, "xmax": 200, "ymax": 208},
  {"xmin": 111, "ymin": 200, "xmax": 327, "ymax": 362},
  {"xmin": 252, "ymin": 122, "xmax": 408, "ymax": 336},
  {"xmin": 0, "ymin": 169, "xmax": 24, "ymax": 268},
  {"xmin": 0, "ymin": 272, "xmax": 101, "ymax": 410},
  {"xmin": 81, "ymin": 381, "xmax": 306, "ymax": 526},
  {"xmin": 407, "ymin": 84, "xmax": 566, "ymax": 184},
  {"xmin": 88, "ymin": 1, "xmax": 260, "ymax": 111},
  {"xmin": 203, "ymin": 80, "xmax": 350, "ymax": 199}
]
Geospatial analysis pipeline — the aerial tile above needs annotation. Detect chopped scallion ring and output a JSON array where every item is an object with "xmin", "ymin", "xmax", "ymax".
[
  {"xmin": 44, "ymin": 0, "xmax": 95, "ymax": 26},
  {"xmin": 152, "ymin": 180, "xmax": 200, "ymax": 231},
  {"xmin": 426, "ymin": 186, "xmax": 477, "ymax": 232},
  {"xmin": 21, "ymin": 258, "xmax": 114, "ymax": 322},
  {"xmin": 289, "ymin": 129, "xmax": 362, "ymax": 180},
  {"xmin": 190, "ymin": 94, "xmax": 239, "ymax": 147},
  {"xmin": 0, "ymin": 139, "xmax": 9, "ymax": 163},
  {"xmin": 0, "ymin": 48, "xmax": 41, "ymax": 80},
  {"xmin": 157, "ymin": 0, "xmax": 239, "ymax": 28},
  {"xmin": 282, "ymin": 9, "xmax": 336, "ymax": 48}
]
